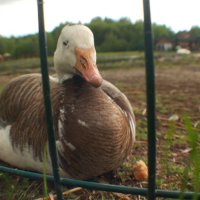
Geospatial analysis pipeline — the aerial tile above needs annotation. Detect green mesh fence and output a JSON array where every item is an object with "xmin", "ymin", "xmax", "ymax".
[{"xmin": 0, "ymin": 0, "xmax": 199, "ymax": 199}]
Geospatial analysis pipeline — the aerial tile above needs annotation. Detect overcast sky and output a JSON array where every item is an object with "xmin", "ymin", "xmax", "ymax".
[{"xmin": 0, "ymin": 0, "xmax": 199, "ymax": 37}]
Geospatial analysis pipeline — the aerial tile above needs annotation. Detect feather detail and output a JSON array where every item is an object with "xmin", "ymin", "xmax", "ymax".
[{"xmin": 0, "ymin": 25, "xmax": 136, "ymax": 179}]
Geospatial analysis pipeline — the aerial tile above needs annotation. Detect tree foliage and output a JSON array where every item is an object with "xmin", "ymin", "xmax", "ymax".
[
  {"xmin": 189, "ymin": 26, "xmax": 200, "ymax": 40},
  {"xmin": 152, "ymin": 23, "xmax": 175, "ymax": 42},
  {"xmin": 0, "ymin": 17, "xmax": 198, "ymax": 58}
]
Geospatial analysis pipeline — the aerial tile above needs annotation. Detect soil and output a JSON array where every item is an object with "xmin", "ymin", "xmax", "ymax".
[
  {"xmin": 103, "ymin": 66, "xmax": 200, "ymax": 194},
  {"xmin": 0, "ymin": 66, "xmax": 200, "ymax": 199}
]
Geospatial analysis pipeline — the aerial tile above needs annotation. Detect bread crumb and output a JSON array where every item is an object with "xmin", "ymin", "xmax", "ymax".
[{"xmin": 133, "ymin": 160, "xmax": 148, "ymax": 181}]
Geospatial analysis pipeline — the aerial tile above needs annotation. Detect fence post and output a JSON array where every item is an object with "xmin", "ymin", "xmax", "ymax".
[
  {"xmin": 143, "ymin": 0, "xmax": 156, "ymax": 199},
  {"xmin": 37, "ymin": 0, "xmax": 63, "ymax": 199}
]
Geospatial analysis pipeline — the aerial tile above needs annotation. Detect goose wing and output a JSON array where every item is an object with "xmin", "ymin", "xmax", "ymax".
[
  {"xmin": 101, "ymin": 80, "xmax": 135, "ymax": 141},
  {"xmin": 0, "ymin": 74, "xmax": 42, "ymax": 125},
  {"xmin": 0, "ymin": 74, "xmax": 60, "ymax": 159}
]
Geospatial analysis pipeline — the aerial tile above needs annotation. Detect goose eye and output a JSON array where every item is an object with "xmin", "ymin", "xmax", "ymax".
[{"xmin": 63, "ymin": 41, "xmax": 69, "ymax": 46}]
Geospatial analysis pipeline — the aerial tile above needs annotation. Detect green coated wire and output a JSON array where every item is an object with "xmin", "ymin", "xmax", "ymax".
[
  {"xmin": 0, "ymin": 1, "xmax": 199, "ymax": 199},
  {"xmin": 37, "ymin": 0, "xmax": 63, "ymax": 199},
  {"xmin": 143, "ymin": 0, "xmax": 156, "ymax": 199},
  {"xmin": 0, "ymin": 165, "xmax": 200, "ymax": 199}
]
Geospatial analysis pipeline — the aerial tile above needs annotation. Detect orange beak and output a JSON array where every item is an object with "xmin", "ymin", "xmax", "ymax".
[{"xmin": 74, "ymin": 48, "xmax": 103, "ymax": 87}]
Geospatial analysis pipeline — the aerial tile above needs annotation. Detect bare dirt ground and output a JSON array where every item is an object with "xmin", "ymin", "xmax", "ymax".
[
  {"xmin": 103, "ymin": 66, "xmax": 200, "ymax": 195},
  {"xmin": 0, "ymin": 66, "xmax": 200, "ymax": 199}
]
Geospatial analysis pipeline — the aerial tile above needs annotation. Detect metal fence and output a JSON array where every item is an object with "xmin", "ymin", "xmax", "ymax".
[{"xmin": 0, "ymin": 0, "xmax": 199, "ymax": 199}]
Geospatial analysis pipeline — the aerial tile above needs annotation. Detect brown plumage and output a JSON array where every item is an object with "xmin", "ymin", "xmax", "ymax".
[{"xmin": 0, "ymin": 24, "xmax": 135, "ymax": 179}]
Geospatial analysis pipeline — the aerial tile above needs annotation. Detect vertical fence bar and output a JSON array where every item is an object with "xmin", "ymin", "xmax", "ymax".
[
  {"xmin": 37, "ymin": 0, "xmax": 63, "ymax": 199},
  {"xmin": 143, "ymin": 0, "xmax": 156, "ymax": 200}
]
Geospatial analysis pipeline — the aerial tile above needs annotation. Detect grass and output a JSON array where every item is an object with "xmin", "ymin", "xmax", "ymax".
[
  {"xmin": 0, "ymin": 57, "xmax": 53, "ymax": 74},
  {"xmin": 184, "ymin": 116, "xmax": 200, "ymax": 199},
  {"xmin": 0, "ymin": 173, "xmax": 42, "ymax": 199},
  {"xmin": 156, "ymin": 117, "xmax": 200, "ymax": 197},
  {"xmin": 0, "ymin": 51, "xmax": 200, "ymax": 199},
  {"xmin": 0, "ymin": 51, "xmax": 199, "ymax": 74},
  {"xmin": 0, "ymin": 84, "xmax": 4, "ymax": 93}
]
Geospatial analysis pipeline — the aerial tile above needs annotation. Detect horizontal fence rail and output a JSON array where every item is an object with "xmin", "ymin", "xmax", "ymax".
[
  {"xmin": 0, "ymin": 165, "xmax": 200, "ymax": 199},
  {"xmin": 0, "ymin": 0, "xmax": 199, "ymax": 199}
]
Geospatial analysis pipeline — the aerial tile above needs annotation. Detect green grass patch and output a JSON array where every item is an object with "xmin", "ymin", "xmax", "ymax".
[
  {"xmin": 0, "ymin": 52, "xmax": 200, "ymax": 199},
  {"xmin": 184, "ymin": 116, "xmax": 200, "ymax": 196},
  {"xmin": 0, "ymin": 51, "xmax": 200, "ymax": 74},
  {"xmin": 0, "ymin": 57, "xmax": 54, "ymax": 74},
  {"xmin": 0, "ymin": 84, "xmax": 4, "ymax": 92},
  {"xmin": 0, "ymin": 172, "xmax": 42, "ymax": 199}
]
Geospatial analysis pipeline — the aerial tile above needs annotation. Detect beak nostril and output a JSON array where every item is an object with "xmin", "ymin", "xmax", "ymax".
[
  {"xmin": 80, "ymin": 56, "xmax": 88, "ymax": 69},
  {"xmin": 75, "ymin": 47, "xmax": 102, "ymax": 87}
]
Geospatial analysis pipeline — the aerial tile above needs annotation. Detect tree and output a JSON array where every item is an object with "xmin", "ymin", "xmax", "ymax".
[
  {"xmin": 190, "ymin": 26, "xmax": 200, "ymax": 39},
  {"xmin": 152, "ymin": 23, "xmax": 175, "ymax": 43},
  {"xmin": 99, "ymin": 32, "xmax": 127, "ymax": 51},
  {"xmin": 0, "ymin": 36, "xmax": 7, "ymax": 54},
  {"xmin": 1, "ymin": 17, "xmax": 197, "ymax": 57},
  {"xmin": 189, "ymin": 26, "xmax": 200, "ymax": 50},
  {"xmin": 88, "ymin": 17, "xmax": 111, "ymax": 49}
]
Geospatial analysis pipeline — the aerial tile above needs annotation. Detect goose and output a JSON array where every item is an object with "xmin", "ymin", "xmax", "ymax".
[{"xmin": 0, "ymin": 24, "xmax": 135, "ymax": 180}]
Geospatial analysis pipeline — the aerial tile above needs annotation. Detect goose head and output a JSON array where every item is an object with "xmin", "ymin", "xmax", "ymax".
[{"xmin": 54, "ymin": 24, "xmax": 103, "ymax": 87}]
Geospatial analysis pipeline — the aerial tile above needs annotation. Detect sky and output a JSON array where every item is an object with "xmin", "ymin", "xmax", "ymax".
[{"xmin": 0, "ymin": 0, "xmax": 200, "ymax": 37}]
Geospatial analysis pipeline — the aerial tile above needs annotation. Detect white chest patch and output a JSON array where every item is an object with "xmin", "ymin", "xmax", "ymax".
[
  {"xmin": 0, "ymin": 125, "xmax": 51, "ymax": 172},
  {"xmin": 0, "ymin": 125, "xmax": 69, "ymax": 177}
]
